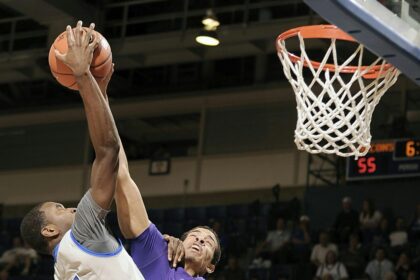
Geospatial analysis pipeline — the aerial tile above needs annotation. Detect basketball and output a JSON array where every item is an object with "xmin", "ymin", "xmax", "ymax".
[{"xmin": 48, "ymin": 28, "xmax": 112, "ymax": 90}]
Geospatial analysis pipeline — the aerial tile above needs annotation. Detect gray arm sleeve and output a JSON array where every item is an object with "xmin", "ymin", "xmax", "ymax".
[{"xmin": 71, "ymin": 190, "xmax": 119, "ymax": 253}]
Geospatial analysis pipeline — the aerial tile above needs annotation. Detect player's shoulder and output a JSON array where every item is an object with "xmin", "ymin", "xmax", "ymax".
[{"xmin": 132, "ymin": 222, "xmax": 161, "ymax": 240}]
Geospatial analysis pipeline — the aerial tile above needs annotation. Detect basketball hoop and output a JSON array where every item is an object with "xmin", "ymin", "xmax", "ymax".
[{"xmin": 276, "ymin": 25, "xmax": 400, "ymax": 158}]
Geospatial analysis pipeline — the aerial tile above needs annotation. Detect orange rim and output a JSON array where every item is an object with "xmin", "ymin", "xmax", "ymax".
[{"xmin": 276, "ymin": 25, "xmax": 394, "ymax": 79}]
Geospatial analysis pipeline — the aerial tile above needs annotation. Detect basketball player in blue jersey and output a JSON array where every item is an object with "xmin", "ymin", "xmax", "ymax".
[
  {"xmin": 19, "ymin": 21, "xmax": 144, "ymax": 280},
  {"xmin": 97, "ymin": 66, "xmax": 222, "ymax": 278}
]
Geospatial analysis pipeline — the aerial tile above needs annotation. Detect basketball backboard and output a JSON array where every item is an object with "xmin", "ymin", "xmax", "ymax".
[{"xmin": 304, "ymin": 0, "xmax": 420, "ymax": 86}]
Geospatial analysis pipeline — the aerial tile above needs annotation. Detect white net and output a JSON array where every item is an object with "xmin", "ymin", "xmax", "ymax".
[{"xmin": 277, "ymin": 33, "xmax": 400, "ymax": 158}]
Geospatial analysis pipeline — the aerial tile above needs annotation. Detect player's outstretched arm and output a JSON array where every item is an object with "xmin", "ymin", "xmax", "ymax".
[
  {"xmin": 99, "ymin": 69, "xmax": 185, "ymax": 267},
  {"xmin": 115, "ymin": 143, "xmax": 149, "ymax": 238},
  {"xmin": 98, "ymin": 67, "xmax": 149, "ymax": 238},
  {"xmin": 114, "ymin": 143, "xmax": 185, "ymax": 265},
  {"xmin": 55, "ymin": 21, "xmax": 120, "ymax": 210}
]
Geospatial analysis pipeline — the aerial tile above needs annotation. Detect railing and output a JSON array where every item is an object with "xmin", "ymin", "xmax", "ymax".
[
  {"xmin": 103, "ymin": 0, "xmax": 309, "ymax": 38},
  {"xmin": 0, "ymin": 16, "xmax": 48, "ymax": 53},
  {"xmin": 0, "ymin": 1, "xmax": 309, "ymax": 51}
]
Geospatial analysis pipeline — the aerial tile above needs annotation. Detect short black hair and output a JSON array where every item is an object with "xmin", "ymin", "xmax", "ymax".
[
  {"xmin": 20, "ymin": 202, "xmax": 49, "ymax": 254},
  {"xmin": 181, "ymin": 225, "xmax": 222, "ymax": 266}
]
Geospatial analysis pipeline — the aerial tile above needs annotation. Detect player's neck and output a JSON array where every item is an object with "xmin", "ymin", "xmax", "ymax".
[
  {"xmin": 47, "ymin": 233, "xmax": 65, "ymax": 255},
  {"xmin": 183, "ymin": 262, "xmax": 201, "ymax": 277}
]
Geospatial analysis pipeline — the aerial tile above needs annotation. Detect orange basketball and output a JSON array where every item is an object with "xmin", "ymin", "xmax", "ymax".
[{"xmin": 48, "ymin": 28, "xmax": 112, "ymax": 90}]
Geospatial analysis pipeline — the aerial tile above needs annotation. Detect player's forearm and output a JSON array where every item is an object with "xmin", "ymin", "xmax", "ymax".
[
  {"xmin": 76, "ymin": 71, "xmax": 120, "ymax": 156},
  {"xmin": 115, "ymin": 143, "xmax": 150, "ymax": 238},
  {"xmin": 115, "ymin": 176, "xmax": 149, "ymax": 238},
  {"xmin": 117, "ymin": 139, "xmax": 130, "ymax": 174},
  {"xmin": 97, "ymin": 83, "xmax": 150, "ymax": 236}
]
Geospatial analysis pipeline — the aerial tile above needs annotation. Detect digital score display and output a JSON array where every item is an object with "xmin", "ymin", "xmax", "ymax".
[
  {"xmin": 394, "ymin": 140, "xmax": 420, "ymax": 159},
  {"xmin": 346, "ymin": 139, "xmax": 420, "ymax": 181}
]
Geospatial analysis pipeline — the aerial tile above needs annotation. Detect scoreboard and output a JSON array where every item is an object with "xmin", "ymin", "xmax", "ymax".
[{"xmin": 346, "ymin": 139, "xmax": 420, "ymax": 181}]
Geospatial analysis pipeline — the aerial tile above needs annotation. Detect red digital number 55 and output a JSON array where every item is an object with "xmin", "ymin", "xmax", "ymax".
[{"xmin": 357, "ymin": 157, "xmax": 376, "ymax": 174}]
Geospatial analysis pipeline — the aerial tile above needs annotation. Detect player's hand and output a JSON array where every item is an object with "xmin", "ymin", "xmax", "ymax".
[
  {"xmin": 54, "ymin": 20, "xmax": 98, "ymax": 78},
  {"xmin": 98, "ymin": 63, "xmax": 114, "ymax": 101},
  {"xmin": 163, "ymin": 234, "xmax": 185, "ymax": 268}
]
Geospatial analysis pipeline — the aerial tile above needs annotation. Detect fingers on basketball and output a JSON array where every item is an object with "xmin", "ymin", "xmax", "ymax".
[{"xmin": 48, "ymin": 22, "xmax": 113, "ymax": 90}]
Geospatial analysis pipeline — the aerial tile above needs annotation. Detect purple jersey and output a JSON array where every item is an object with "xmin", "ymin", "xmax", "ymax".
[{"xmin": 131, "ymin": 223, "xmax": 205, "ymax": 280}]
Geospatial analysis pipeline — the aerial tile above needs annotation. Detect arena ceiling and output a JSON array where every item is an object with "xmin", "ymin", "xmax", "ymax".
[{"xmin": 0, "ymin": 0, "xmax": 418, "ymax": 125}]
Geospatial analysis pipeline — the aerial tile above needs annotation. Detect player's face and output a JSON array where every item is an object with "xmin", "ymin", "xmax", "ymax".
[
  {"xmin": 41, "ymin": 202, "xmax": 76, "ymax": 233},
  {"xmin": 183, "ymin": 228, "xmax": 217, "ymax": 274}
]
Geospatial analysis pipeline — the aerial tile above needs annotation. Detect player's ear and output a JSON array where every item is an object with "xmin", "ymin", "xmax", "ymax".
[
  {"xmin": 205, "ymin": 263, "xmax": 215, "ymax": 274},
  {"xmin": 41, "ymin": 224, "xmax": 60, "ymax": 238}
]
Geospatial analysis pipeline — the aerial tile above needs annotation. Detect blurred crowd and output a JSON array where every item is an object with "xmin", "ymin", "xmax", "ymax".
[
  {"xmin": 2, "ymin": 196, "xmax": 420, "ymax": 279},
  {"xmin": 210, "ymin": 197, "xmax": 420, "ymax": 280},
  {"xmin": 0, "ymin": 236, "xmax": 41, "ymax": 280}
]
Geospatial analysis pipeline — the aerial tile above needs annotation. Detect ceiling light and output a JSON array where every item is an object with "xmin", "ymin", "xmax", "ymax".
[
  {"xmin": 195, "ymin": 30, "xmax": 220, "ymax": 46},
  {"xmin": 196, "ymin": 9, "xmax": 220, "ymax": 46},
  {"xmin": 202, "ymin": 9, "xmax": 220, "ymax": 30}
]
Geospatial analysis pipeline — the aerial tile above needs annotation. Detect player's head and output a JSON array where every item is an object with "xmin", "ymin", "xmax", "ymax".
[
  {"xmin": 181, "ymin": 226, "xmax": 221, "ymax": 276},
  {"xmin": 20, "ymin": 201, "xmax": 76, "ymax": 254}
]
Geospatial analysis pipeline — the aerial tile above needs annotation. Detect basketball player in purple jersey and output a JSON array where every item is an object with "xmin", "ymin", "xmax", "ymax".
[
  {"xmin": 116, "ymin": 144, "xmax": 221, "ymax": 279},
  {"xmin": 98, "ymin": 68, "xmax": 221, "ymax": 279}
]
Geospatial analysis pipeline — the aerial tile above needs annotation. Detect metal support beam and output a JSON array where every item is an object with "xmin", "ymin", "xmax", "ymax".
[
  {"xmin": 306, "ymin": 154, "xmax": 341, "ymax": 187},
  {"xmin": 0, "ymin": 0, "xmax": 94, "ymax": 25},
  {"xmin": 0, "ymin": 84, "xmax": 294, "ymax": 128}
]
